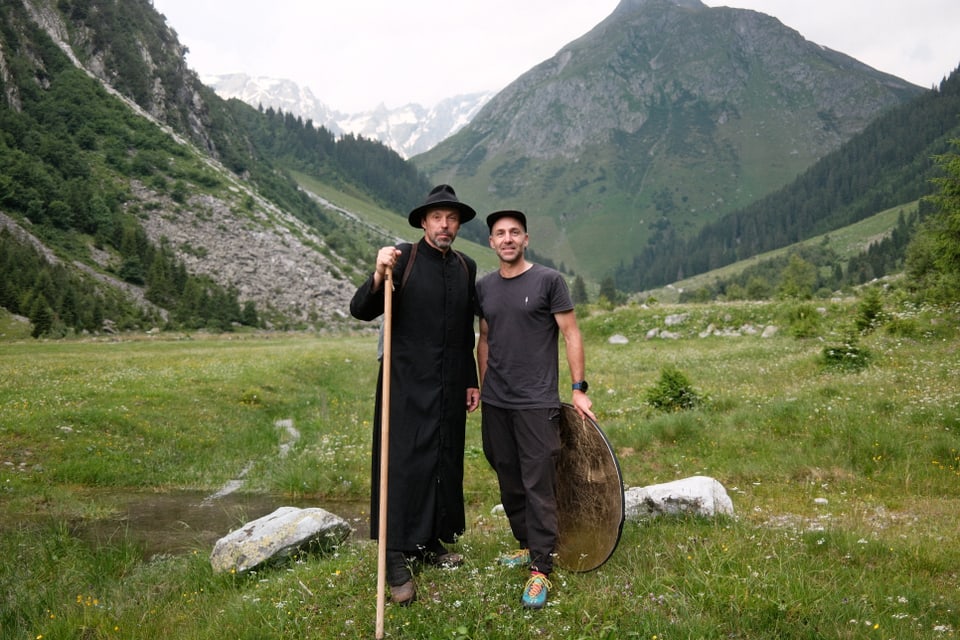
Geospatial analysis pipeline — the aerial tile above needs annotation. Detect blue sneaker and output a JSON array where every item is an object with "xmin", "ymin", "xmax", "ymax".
[
  {"xmin": 521, "ymin": 571, "xmax": 551, "ymax": 609},
  {"xmin": 497, "ymin": 548, "xmax": 530, "ymax": 567}
]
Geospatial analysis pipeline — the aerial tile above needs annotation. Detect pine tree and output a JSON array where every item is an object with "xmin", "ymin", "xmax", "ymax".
[
  {"xmin": 905, "ymin": 138, "xmax": 960, "ymax": 303},
  {"xmin": 598, "ymin": 276, "xmax": 621, "ymax": 306},
  {"xmin": 777, "ymin": 254, "xmax": 817, "ymax": 300},
  {"xmin": 241, "ymin": 300, "xmax": 259, "ymax": 327},
  {"xmin": 29, "ymin": 297, "xmax": 53, "ymax": 338},
  {"xmin": 572, "ymin": 275, "xmax": 588, "ymax": 305}
]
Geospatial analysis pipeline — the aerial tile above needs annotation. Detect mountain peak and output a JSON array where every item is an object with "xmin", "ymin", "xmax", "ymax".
[
  {"xmin": 614, "ymin": 0, "xmax": 705, "ymax": 14},
  {"xmin": 416, "ymin": 0, "xmax": 924, "ymax": 281}
]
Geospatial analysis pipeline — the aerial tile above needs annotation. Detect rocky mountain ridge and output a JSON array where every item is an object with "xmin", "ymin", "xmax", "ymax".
[{"xmin": 205, "ymin": 73, "xmax": 493, "ymax": 159}]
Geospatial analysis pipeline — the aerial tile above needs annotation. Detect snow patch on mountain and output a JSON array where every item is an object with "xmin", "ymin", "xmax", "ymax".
[{"xmin": 203, "ymin": 73, "xmax": 492, "ymax": 158}]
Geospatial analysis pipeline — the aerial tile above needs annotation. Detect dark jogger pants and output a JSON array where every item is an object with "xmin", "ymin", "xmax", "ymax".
[{"xmin": 481, "ymin": 404, "xmax": 561, "ymax": 575}]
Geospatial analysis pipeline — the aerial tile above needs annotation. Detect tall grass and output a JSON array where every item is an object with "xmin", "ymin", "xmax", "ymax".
[{"xmin": 1, "ymin": 297, "xmax": 959, "ymax": 638}]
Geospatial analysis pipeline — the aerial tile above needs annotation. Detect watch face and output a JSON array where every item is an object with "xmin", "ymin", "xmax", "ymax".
[{"xmin": 574, "ymin": 381, "xmax": 588, "ymax": 392}]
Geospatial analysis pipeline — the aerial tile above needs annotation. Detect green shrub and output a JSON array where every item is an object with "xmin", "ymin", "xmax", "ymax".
[
  {"xmin": 645, "ymin": 365, "xmax": 702, "ymax": 411},
  {"xmin": 855, "ymin": 287, "xmax": 885, "ymax": 333},
  {"xmin": 779, "ymin": 302, "xmax": 823, "ymax": 338},
  {"xmin": 884, "ymin": 315, "xmax": 921, "ymax": 338},
  {"xmin": 820, "ymin": 341, "xmax": 871, "ymax": 372}
]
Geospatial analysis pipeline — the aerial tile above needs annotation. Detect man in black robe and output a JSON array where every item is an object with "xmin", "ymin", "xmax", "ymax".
[{"xmin": 350, "ymin": 185, "xmax": 480, "ymax": 605}]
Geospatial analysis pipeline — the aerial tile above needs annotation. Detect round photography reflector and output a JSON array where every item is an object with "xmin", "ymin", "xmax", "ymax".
[{"xmin": 554, "ymin": 403, "xmax": 625, "ymax": 572}]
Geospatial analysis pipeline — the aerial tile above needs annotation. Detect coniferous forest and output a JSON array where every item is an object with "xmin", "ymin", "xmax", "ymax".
[
  {"xmin": 614, "ymin": 68, "xmax": 960, "ymax": 292},
  {"xmin": 226, "ymin": 103, "xmax": 431, "ymax": 214}
]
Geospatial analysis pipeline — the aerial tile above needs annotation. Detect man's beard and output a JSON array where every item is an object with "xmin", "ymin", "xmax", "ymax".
[{"xmin": 431, "ymin": 233, "xmax": 453, "ymax": 249}]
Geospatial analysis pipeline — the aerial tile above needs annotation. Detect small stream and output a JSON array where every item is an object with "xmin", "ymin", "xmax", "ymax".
[{"xmin": 65, "ymin": 491, "xmax": 369, "ymax": 559}]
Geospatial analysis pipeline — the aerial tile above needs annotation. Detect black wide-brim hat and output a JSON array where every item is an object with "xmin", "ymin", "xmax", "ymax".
[
  {"xmin": 486, "ymin": 209, "xmax": 527, "ymax": 233},
  {"xmin": 407, "ymin": 184, "xmax": 477, "ymax": 227}
]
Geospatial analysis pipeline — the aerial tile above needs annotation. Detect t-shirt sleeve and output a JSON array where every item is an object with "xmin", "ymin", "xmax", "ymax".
[{"xmin": 549, "ymin": 271, "xmax": 574, "ymax": 314}]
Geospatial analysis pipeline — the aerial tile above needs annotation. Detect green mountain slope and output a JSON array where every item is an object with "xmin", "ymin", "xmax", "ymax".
[
  {"xmin": 290, "ymin": 172, "xmax": 501, "ymax": 277},
  {"xmin": 641, "ymin": 201, "xmax": 920, "ymax": 303}
]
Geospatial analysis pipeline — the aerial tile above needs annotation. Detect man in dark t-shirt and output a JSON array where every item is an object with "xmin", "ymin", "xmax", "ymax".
[{"xmin": 476, "ymin": 209, "xmax": 595, "ymax": 610}]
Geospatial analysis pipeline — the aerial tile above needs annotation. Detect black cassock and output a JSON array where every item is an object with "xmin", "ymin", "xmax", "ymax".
[{"xmin": 350, "ymin": 238, "xmax": 478, "ymax": 550}]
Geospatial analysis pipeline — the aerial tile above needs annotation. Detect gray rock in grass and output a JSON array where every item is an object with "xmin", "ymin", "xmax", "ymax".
[{"xmin": 210, "ymin": 506, "xmax": 351, "ymax": 573}]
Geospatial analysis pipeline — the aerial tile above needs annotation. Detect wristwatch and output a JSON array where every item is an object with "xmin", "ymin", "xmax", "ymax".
[{"xmin": 572, "ymin": 380, "xmax": 589, "ymax": 393}]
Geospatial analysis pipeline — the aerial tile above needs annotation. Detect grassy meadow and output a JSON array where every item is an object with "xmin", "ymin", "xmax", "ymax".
[{"xmin": 1, "ymin": 293, "xmax": 959, "ymax": 639}]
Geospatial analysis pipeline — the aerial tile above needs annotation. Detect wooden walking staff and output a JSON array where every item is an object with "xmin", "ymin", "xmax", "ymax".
[{"xmin": 375, "ymin": 268, "xmax": 393, "ymax": 639}]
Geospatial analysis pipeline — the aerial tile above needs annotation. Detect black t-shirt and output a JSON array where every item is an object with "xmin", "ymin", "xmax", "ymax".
[{"xmin": 477, "ymin": 264, "xmax": 573, "ymax": 409}]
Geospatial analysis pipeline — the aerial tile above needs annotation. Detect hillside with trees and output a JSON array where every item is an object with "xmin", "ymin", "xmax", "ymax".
[
  {"xmin": 0, "ymin": 0, "xmax": 430, "ymax": 336},
  {"xmin": 905, "ymin": 139, "xmax": 960, "ymax": 304},
  {"xmin": 225, "ymin": 103, "xmax": 430, "ymax": 213},
  {"xmin": 615, "ymin": 67, "xmax": 960, "ymax": 292}
]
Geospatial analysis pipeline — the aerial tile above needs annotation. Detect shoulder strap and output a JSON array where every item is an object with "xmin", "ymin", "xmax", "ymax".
[
  {"xmin": 452, "ymin": 250, "xmax": 469, "ymax": 277},
  {"xmin": 400, "ymin": 241, "xmax": 418, "ymax": 292}
]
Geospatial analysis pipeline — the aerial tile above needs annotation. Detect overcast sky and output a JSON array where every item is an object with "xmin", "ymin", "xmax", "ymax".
[{"xmin": 151, "ymin": 0, "xmax": 960, "ymax": 112}]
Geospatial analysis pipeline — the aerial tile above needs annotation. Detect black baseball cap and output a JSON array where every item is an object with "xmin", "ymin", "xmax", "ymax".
[{"xmin": 485, "ymin": 210, "xmax": 527, "ymax": 233}]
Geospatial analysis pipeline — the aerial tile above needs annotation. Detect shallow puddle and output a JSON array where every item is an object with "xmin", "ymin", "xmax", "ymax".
[{"xmin": 71, "ymin": 491, "xmax": 369, "ymax": 559}]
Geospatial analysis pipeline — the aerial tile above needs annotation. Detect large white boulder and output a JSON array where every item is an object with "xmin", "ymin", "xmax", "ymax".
[
  {"xmin": 625, "ymin": 475, "xmax": 734, "ymax": 520},
  {"xmin": 210, "ymin": 506, "xmax": 351, "ymax": 574}
]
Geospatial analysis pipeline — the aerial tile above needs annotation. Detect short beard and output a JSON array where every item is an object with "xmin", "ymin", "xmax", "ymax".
[{"xmin": 430, "ymin": 233, "xmax": 454, "ymax": 250}]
